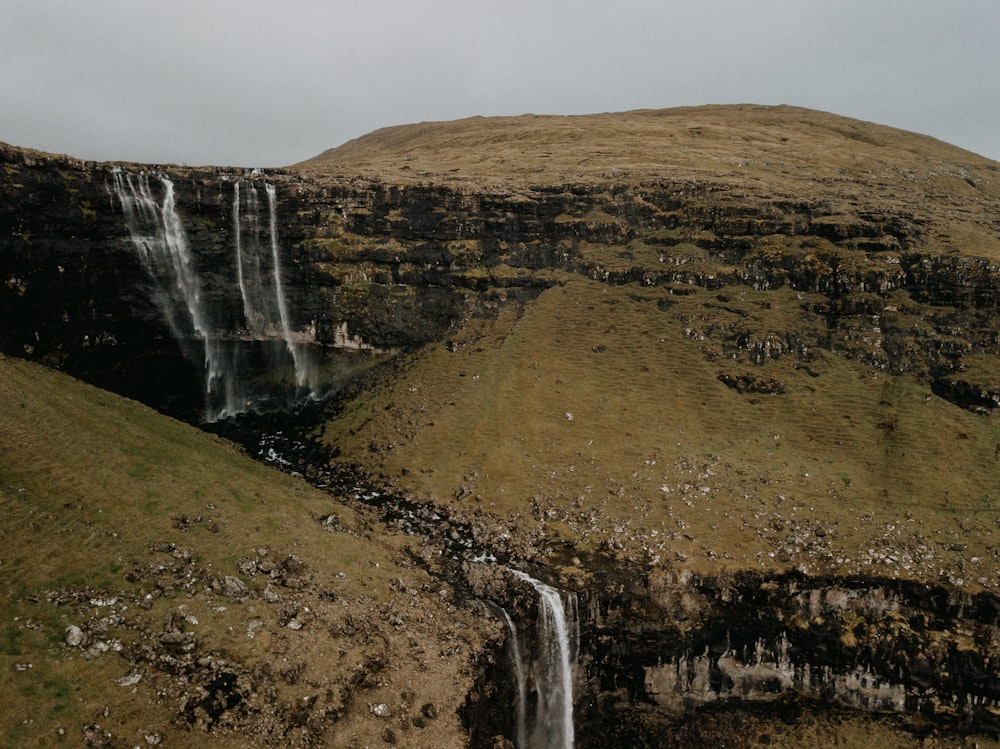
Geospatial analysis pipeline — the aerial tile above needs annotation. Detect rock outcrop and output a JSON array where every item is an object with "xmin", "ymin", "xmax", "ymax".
[{"xmin": 4, "ymin": 133, "xmax": 999, "ymax": 418}]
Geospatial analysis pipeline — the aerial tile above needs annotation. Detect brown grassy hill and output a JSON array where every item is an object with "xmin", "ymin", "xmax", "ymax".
[
  {"xmin": 327, "ymin": 275, "xmax": 1000, "ymax": 583},
  {"xmin": 297, "ymin": 106, "xmax": 1000, "ymax": 591},
  {"xmin": 4, "ymin": 105, "xmax": 1000, "ymax": 747},
  {"xmin": 298, "ymin": 105, "xmax": 1000, "ymax": 258},
  {"xmin": 0, "ymin": 355, "xmax": 496, "ymax": 748}
]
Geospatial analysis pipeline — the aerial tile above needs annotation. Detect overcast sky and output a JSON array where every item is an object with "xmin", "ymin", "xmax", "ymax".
[{"xmin": 2, "ymin": 0, "xmax": 998, "ymax": 167}]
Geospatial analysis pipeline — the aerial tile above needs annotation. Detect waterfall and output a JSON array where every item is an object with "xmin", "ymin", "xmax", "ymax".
[
  {"xmin": 232, "ymin": 177, "xmax": 315, "ymax": 392},
  {"xmin": 265, "ymin": 184, "xmax": 311, "ymax": 388},
  {"xmin": 509, "ymin": 570, "xmax": 577, "ymax": 749},
  {"xmin": 500, "ymin": 608, "xmax": 529, "ymax": 749},
  {"xmin": 112, "ymin": 168, "xmax": 319, "ymax": 421},
  {"xmin": 233, "ymin": 180, "xmax": 260, "ymax": 330},
  {"xmin": 111, "ymin": 169, "xmax": 239, "ymax": 419}
]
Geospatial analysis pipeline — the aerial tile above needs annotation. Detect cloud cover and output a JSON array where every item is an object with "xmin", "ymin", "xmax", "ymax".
[{"xmin": 2, "ymin": 0, "xmax": 998, "ymax": 167}]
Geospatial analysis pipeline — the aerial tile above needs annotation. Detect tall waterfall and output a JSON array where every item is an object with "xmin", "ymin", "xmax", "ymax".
[
  {"xmin": 265, "ymin": 184, "xmax": 311, "ymax": 387},
  {"xmin": 111, "ymin": 169, "xmax": 240, "ymax": 418},
  {"xmin": 509, "ymin": 570, "xmax": 577, "ymax": 749},
  {"xmin": 111, "ymin": 168, "xmax": 318, "ymax": 421},
  {"xmin": 231, "ymin": 178, "xmax": 315, "ymax": 390}
]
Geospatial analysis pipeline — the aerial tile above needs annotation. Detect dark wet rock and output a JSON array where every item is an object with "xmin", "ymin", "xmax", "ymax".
[
  {"xmin": 4, "ymin": 144, "xmax": 1000, "ymax": 421},
  {"xmin": 931, "ymin": 376, "xmax": 1000, "ymax": 413},
  {"xmin": 717, "ymin": 373, "xmax": 785, "ymax": 395}
]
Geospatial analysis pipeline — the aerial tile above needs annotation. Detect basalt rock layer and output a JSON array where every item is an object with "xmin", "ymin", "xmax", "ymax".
[
  {"xmin": 462, "ymin": 562, "xmax": 1000, "ymax": 747},
  {"xmin": 4, "ymin": 109, "xmax": 1000, "ymax": 416}
]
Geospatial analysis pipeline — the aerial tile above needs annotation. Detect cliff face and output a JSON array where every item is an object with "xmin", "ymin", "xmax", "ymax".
[
  {"xmin": 462, "ymin": 564, "xmax": 1000, "ymax": 746},
  {"xmin": 579, "ymin": 569, "xmax": 1000, "ymax": 742},
  {"xmin": 0, "ymin": 148, "xmax": 469, "ymax": 418},
  {"xmin": 4, "ymin": 139, "xmax": 1000, "ymax": 417}
]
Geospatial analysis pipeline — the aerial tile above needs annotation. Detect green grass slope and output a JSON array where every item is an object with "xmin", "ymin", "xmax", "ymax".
[
  {"xmin": 327, "ymin": 276, "xmax": 1000, "ymax": 587},
  {"xmin": 0, "ymin": 354, "xmax": 495, "ymax": 748}
]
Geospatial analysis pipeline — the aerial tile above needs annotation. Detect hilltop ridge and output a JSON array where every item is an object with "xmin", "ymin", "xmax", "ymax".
[
  {"xmin": 299, "ymin": 104, "xmax": 995, "ymax": 177},
  {"xmin": 297, "ymin": 105, "xmax": 1000, "ymax": 259}
]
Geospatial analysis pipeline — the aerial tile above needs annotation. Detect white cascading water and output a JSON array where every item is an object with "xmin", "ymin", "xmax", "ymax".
[
  {"xmin": 265, "ymin": 183, "xmax": 311, "ymax": 388},
  {"xmin": 500, "ymin": 608, "xmax": 529, "ymax": 749},
  {"xmin": 510, "ymin": 570, "xmax": 577, "ymax": 749},
  {"xmin": 111, "ymin": 169, "xmax": 238, "ymax": 418},
  {"xmin": 233, "ymin": 180, "xmax": 266, "ymax": 332},
  {"xmin": 113, "ymin": 168, "xmax": 319, "ymax": 420},
  {"xmin": 232, "ymin": 178, "xmax": 315, "ymax": 391}
]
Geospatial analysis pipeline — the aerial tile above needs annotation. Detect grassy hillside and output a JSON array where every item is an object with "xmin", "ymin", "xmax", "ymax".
[
  {"xmin": 0, "ymin": 354, "xmax": 495, "ymax": 748},
  {"xmin": 299, "ymin": 105, "xmax": 1000, "ymax": 259},
  {"xmin": 5, "ymin": 104, "xmax": 1000, "ymax": 747},
  {"xmin": 295, "ymin": 106, "xmax": 1000, "ymax": 594},
  {"xmin": 326, "ymin": 275, "xmax": 1000, "ymax": 587}
]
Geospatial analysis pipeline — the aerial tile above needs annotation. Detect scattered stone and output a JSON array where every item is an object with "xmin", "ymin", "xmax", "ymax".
[
  {"xmin": 370, "ymin": 702, "xmax": 391, "ymax": 718},
  {"xmin": 281, "ymin": 555, "xmax": 307, "ymax": 575},
  {"xmin": 83, "ymin": 723, "xmax": 112, "ymax": 748},
  {"xmin": 159, "ymin": 631, "xmax": 193, "ymax": 650},
  {"xmin": 117, "ymin": 672, "xmax": 143, "ymax": 687},
  {"xmin": 65, "ymin": 625, "xmax": 84, "ymax": 647},
  {"xmin": 222, "ymin": 576, "xmax": 249, "ymax": 598},
  {"xmin": 717, "ymin": 373, "xmax": 785, "ymax": 394},
  {"xmin": 318, "ymin": 513, "xmax": 341, "ymax": 531}
]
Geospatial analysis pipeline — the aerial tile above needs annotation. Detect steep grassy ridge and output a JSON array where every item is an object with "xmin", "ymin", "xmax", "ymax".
[
  {"xmin": 327, "ymin": 276, "xmax": 1000, "ymax": 586},
  {"xmin": 0, "ymin": 355, "xmax": 494, "ymax": 748},
  {"xmin": 298, "ymin": 106, "xmax": 1000, "ymax": 593}
]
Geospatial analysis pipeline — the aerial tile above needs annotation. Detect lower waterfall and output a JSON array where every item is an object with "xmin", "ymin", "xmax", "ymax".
[
  {"xmin": 509, "ymin": 571, "xmax": 577, "ymax": 749},
  {"xmin": 500, "ymin": 608, "xmax": 529, "ymax": 749}
]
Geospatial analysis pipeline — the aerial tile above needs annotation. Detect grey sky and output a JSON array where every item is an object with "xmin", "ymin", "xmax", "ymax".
[{"xmin": 2, "ymin": 0, "xmax": 998, "ymax": 167}]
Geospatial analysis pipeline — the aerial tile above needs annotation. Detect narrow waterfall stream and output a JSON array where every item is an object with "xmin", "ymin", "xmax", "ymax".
[
  {"xmin": 500, "ymin": 608, "xmax": 530, "ymax": 749},
  {"xmin": 232, "ymin": 177, "xmax": 316, "ymax": 392},
  {"xmin": 264, "ymin": 183, "xmax": 312, "ymax": 388},
  {"xmin": 510, "ymin": 570, "xmax": 577, "ymax": 749}
]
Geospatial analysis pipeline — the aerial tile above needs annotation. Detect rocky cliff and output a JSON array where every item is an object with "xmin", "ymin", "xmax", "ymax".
[
  {"xmin": 3, "ymin": 105, "xmax": 1000, "ymax": 747},
  {"xmin": 5, "ymin": 108, "xmax": 1000, "ymax": 414}
]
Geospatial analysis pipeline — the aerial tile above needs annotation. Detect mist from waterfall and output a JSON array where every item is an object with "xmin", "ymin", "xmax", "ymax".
[{"xmin": 509, "ymin": 570, "xmax": 577, "ymax": 749}]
